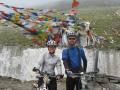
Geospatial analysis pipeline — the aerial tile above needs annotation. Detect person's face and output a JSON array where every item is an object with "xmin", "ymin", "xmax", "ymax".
[
  {"xmin": 67, "ymin": 36, "xmax": 76, "ymax": 46},
  {"xmin": 48, "ymin": 46, "xmax": 56, "ymax": 54}
]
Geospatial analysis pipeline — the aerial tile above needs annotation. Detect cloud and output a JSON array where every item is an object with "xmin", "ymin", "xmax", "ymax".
[
  {"xmin": 0, "ymin": 0, "xmax": 66, "ymax": 12},
  {"xmin": 0, "ymin": 0, "xmax": 63, "ymax": 7}
]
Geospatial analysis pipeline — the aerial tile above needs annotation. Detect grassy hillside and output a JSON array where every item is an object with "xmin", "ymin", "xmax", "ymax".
[
  {"xmin": 0, "ymin": 25, "xmax": 34, "ymax": 48},
  {"xmin": 0, "ymin": 6, "xmax": 120, "ymax": 49},
  {"xmin": 78, "ymin": 7, "xmax": 120, "ymax": 49}
]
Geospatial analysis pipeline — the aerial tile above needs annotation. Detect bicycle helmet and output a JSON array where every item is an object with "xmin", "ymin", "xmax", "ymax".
[
  {"xmin": 66, "ymin": 31, "xmax": 77, "ymax": 38},
  {"xmin": 46, "ymin": 40, "xmax": 57, "ymax": 47}
]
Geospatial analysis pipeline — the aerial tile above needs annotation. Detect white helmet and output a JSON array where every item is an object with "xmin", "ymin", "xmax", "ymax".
[
  {"xmin": 47, "ymin": 40, "xmax": 57, "ymax": 46},
  {"xmin": 66, "ymin": 31, "xmax": 76, "ymax": 37}
]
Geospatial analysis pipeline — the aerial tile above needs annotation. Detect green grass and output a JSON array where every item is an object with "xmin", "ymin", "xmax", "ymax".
[
  {"xmin": 77, "ymin": 7, "xmax": 120, "ymax": 49},
  {"xmin": 0, "ymin": 27, "xmax": 34, "ymax": 48}
]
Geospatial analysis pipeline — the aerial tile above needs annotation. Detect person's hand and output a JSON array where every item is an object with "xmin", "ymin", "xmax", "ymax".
[
  {"xmin": 80, "ymin": 72, "xmax": 85, "ymax": 76},
  {"xmin": 66, "ymin": 70, "xmax": 73, "ymax": 76},
  {"xmin": 33, "ymin": 67, "xmax": 37, "ymax": 71},
  {"xmin": 32, "ymin": 67, "xmax": 40, "ymax": 73},
  {"xmin": 56, "ymin": 75, "xmax": 64, "ymax": 80}
]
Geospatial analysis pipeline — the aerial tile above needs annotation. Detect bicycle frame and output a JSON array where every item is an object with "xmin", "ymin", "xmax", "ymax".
[
  {"xmin": 32, "ymin": 68, "xmax": 56, "ymax": 90},
  {"xmin": 32, "ymin": 76, "xmax": 48, "ymax": 90},
  {"xmin": 67, "ymin": 72, "xmax": 89, "ymax": 90}
]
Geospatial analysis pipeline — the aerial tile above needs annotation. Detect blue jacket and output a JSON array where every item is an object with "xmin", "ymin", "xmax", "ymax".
[{"xmin": 62, "ymin": 47, "xmax": 87, "ymax": 71}]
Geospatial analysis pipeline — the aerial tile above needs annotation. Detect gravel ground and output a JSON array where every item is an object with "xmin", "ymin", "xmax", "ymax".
[
  {"xmin": 0, "ymin": 76, "xmax": 66, "ymax": 90},
  {"xmin": 0, "ymin": 76, "xmax": 119, "ymax": 90}
]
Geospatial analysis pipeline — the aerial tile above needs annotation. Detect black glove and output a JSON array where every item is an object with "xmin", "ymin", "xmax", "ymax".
[
  {"xmin": 33, "ymin": 67, "xmax": 37, "ymax": 71},
  {"xmin": 33, "ymin": 67, "xmax": 39, "ymax": 72}
]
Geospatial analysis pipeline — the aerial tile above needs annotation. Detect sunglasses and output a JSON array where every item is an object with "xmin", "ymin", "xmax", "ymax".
[
  {"xmin": 68, "ymin": 38, "xmax": 76, "ymax": 40},
  {"xmin": 48, "ymin": 45, "xmax": 57, "ymax": 48}
]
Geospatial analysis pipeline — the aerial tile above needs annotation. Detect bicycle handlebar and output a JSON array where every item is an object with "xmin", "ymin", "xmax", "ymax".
[
  {"xmin": 36, "ymin": 73, "xmax": 57, "ymax": 78},
  {"xmin": 67, "ymin": 72, "xmax": 84, "ymax": 78},
  {"xmin": 67, "ymin": 72, "xmax": 95, "ymax": 79},
  {"xmin": 33, "ymin": 67, "xmax": 63, "ymax": 79}
]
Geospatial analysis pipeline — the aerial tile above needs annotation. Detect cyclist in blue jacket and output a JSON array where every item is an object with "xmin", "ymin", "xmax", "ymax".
[{"xmin": 62, "ymin": 31, "xmax": 87, "ymax": 90}]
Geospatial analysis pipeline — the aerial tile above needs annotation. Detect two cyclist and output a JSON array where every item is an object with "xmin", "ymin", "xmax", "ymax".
[{"xmin": 34, "ymin": 30, "xmax": 87, "ymax": 90}]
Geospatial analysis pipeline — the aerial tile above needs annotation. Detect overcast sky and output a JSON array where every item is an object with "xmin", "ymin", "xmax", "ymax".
[{"xmin": 0, "ymin": 0, "xmax": 64, "ymax": 12}]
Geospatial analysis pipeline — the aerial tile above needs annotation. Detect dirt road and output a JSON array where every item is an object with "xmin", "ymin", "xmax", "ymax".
[
  {"xmin": 0, "ymin": 76, "xmax": 118, "ymax": 90},
  {"xmin": 0, "ymin": 76, "xmax": 66, "ymax": 90}
]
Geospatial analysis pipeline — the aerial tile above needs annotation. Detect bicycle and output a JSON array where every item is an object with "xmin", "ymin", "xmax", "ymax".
[
  {"xmin": 32, "ymin": 67, "xmax": 63, "ymax": 90},
  {"xmin": 66, "ymin": 72, "xmax": 91, "ymax": 90},
  {"xmin": 68, "ymin": 72, "xmax": 95, "ymax": 90}
]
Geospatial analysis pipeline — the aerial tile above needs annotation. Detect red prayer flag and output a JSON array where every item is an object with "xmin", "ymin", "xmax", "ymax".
[
  {"xmin": 0, "ymin": 11, "xmax": 8, "ymax": 16},
  {"xmin": 32, "ymin": 38, "xmax": 42, "ymax": 45},
  {"xmin": 12, "ymin": 6, "xmax": 17, "ymax": 12},
  {"xmin": 72, "ymin": 0, "xmax": 80, "ymax": 8},
  {"xmin": 0, "ymin": 3, "xmax": 4, "ymax": 5},
  {"xmin": 26, "ymin": 28, "xmax": 38, "ymax": 34}
]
